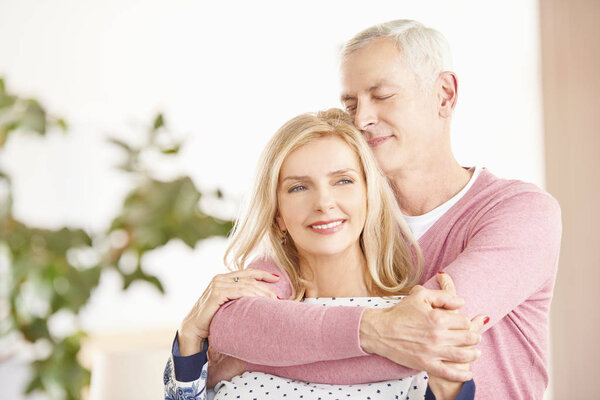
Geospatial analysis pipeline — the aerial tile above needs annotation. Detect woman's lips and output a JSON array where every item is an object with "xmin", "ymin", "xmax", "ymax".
[{"xmin": 308, "ymin": 219, "xmax": 346, "ymax": 235}]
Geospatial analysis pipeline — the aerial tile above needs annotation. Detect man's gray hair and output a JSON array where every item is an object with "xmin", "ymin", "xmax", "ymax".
[{"xmin": 342, "ymin": 19, "xmax": 453, "ymax": 85}]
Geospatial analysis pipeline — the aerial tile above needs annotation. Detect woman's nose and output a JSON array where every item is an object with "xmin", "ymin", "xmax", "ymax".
[{"xmin": 313, "ymin": 188, "xmax": 336, "ymax": 212}]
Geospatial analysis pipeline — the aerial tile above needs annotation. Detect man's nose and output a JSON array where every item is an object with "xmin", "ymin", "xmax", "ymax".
[{"xmin": 354, "ymin": 100, "xmax": 377, "ymax": 131}]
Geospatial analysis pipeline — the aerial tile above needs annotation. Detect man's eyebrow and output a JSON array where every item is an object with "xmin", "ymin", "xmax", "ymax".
[
  {"xmin": 340, "ymin": 94, "xmax": 355, "ymax": 103},
  {"xmin": 341, "ymin": 83, "xmax": 392, "ymax": 102}
]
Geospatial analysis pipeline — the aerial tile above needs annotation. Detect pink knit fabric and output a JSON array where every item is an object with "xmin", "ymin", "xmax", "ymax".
[{"xmin": 209, "ymin": 169, "xmax": 562, "ymax": 400}]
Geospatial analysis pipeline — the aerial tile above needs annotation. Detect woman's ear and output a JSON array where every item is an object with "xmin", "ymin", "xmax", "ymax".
[{"xmin": 276, "ymin": 215, "xmax": 287, "ymax": 232}]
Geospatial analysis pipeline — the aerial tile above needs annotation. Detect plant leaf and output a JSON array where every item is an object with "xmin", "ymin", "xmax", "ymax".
[{"xmin": 153, "ymin": 113, "xmax": 164, "ymax": 130}]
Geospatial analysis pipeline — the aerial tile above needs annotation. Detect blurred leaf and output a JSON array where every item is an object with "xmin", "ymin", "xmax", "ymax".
[
  {"xmin": 143, "ymin": 273, "xmax": 165, "ymax": 293},
  {"xmin": 160, "ymin": 143, "xmax": 181, "ymax": 155},
  {"xmin": 28, "ymin": 333, "xmax": 90, "ymax": 400},
  {"xmin": 0, "ymin": 167, "xmax": 10, "ymax": 179},
  {"xmin": 0, "ymin": 92, "xmax": 16, "ymax": 109},
  {"xmin": 1, "ymin": 120, "xmax": 19, "ymax": 136},
  {"xmin": 121, "ymin": 266, "xmax": 165, "ymax": 294},
  {"xmin": 19, "ymin": 99, "xmax": 46, "ymax": 134},
  {"xmin": 24, "ymin": 374, "xmax": 43, "ymax": 394},
  {"xmin": 57, "ymin": 118, "xmax": 68, "ymax": 132},
  {"xmin": 153, "ymin": 113, "xmax": 164, "ymax": 130},
  {"xmin": 50, "ymin": 266, "xmax": 101, "ymax": 314},
  {"xmin": 110, "ymin": 177, "xmax": 232, "ymax": 251},
  {"xmin": 107, "ymin": 136, "xmax": 136, "ymax": 155},
  {"xmin": 20, "ymin": 318, "xmax": 51, "ymax": 342}
]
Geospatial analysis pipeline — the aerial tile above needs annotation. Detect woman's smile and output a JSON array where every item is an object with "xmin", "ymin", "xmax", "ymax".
[{"xmin": 307, "ymin": 219, "xmax": 347, "ymax": 234}]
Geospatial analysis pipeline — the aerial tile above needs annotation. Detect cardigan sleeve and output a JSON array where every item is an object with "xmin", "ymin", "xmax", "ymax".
[
  {"xmin": 421, "ymin": 190, "xmax": 562, "ymax": 328},
  {"xmin": 208, "ymin": 258, "xmax": 416, "ymax": 384}
]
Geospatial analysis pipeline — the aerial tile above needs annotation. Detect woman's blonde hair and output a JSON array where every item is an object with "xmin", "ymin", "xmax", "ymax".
[{"xmin": 224, "ymin": 108, "xmax": 422, "ymax": 300}]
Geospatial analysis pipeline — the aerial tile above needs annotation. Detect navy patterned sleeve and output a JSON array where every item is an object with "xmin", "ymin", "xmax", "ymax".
[
  {"xmin": 164, "ymin": 333, "xmax": 209, "ymax": 400},
  {"xmin": 425, "ymin": 379, "xmax": 476, "ymax": 400}
]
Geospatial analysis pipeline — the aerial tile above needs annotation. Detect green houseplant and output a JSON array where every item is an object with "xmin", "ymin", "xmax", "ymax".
[{"xmin": 0, "ymin": 78, "xmax": 233, "ymax": 399}]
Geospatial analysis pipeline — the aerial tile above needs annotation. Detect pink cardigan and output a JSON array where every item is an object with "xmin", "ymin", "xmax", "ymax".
[{"xmin": 209, "ymin": 169, "xmax": 562, "ymax": 400}]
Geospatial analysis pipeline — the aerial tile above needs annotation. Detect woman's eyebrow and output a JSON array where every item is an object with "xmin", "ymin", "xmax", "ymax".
[
  {"xmin": 281, "ymin": 169, "xmax": 357, "ymax": 183},
  {"xmin": 328, "ymin": 168, "xmax": 358, "ymax": 176},
  {"xmin": 281, "ymin": 175, "xmax": 310, "ymax": 183}
]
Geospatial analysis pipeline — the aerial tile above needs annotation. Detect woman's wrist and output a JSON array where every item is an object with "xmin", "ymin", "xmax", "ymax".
[
  {"xmin": 178, "ymin": 326, "xmax": 206, "ymax": 357},
  {"xmin": 428, "ymin": 377, "xmax": 463, "ymax": 400}
]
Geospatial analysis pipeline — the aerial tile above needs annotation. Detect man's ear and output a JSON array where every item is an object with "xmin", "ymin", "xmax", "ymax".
[{"xmin": 438, "ymin": 71, "xmax": 458, "ymax": 118}]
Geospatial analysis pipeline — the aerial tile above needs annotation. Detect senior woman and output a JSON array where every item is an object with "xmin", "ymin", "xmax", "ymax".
[{"xmin": 164, "ymin": 109, "xmax": 483, "ymax": 400}]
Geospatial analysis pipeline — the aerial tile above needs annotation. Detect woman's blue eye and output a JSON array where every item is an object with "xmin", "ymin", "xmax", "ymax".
[
  {"xmin": 288, "ymin": 185, "xmax": 306, "ymax": 193},
  {"xmin": 338, "ymin": 179, "xmax": 354, "ymax": 185}
]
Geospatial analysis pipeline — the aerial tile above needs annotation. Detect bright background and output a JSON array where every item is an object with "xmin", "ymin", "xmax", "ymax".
[{"xmin": 2, "ymin": 0, "xmax": 591, "ymax": 399}]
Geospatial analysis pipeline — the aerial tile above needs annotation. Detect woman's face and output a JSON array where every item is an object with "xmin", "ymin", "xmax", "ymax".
[{"xmin": 277, "ymin": 135, "xmax": 367, "ymax": 259}]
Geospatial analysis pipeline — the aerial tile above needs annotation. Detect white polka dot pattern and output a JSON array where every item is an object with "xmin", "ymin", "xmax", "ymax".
[{"xmin": 210, "ymin": 296, "xmax": 428, "ymax": 400}]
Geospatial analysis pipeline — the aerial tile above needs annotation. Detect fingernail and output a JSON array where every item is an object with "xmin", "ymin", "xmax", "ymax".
[
  {"xmin": 272, "ymin": 274, "xmax": 280, "ymax": 277},
  {"xmin": 277, "ymin": 296, "xmax": 281, "ymax": 300},
  {"xmin": 484, "ymin": 316, "xmax": 490, "ymax": 325},
  {"xmin": 437, "ymin": 271, "xmax": 445, "ymax": 274}
]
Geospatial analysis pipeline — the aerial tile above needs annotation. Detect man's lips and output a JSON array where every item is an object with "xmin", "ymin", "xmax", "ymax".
[{"xmin": 367, "ymin": 135, "xmax": 393, "ymax": 147}]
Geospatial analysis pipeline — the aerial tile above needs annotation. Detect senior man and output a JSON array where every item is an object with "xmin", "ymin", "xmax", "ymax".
[{"xmin": 170, "ymin": 20, "xmax": 562, "ymax": 400}]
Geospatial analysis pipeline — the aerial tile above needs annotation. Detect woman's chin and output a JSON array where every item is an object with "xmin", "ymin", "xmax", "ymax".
[{"xmin": 297, "ymin": 242, "xmax": 357, "ymax": 259}]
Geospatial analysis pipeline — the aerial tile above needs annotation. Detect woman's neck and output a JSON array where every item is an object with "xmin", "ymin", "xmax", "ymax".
[{"xmin": 299, "ymin": 244, "xmax": 370, "ymax": 298}]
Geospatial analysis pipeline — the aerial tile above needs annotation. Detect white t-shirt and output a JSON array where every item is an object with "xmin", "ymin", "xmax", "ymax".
[{"xmin": 404, "ymin": 166, "xmax": 482, "ymax": 240}]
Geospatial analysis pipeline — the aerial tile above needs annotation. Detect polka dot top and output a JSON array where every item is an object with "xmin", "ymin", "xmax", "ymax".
[{"xmin": 210, "ymin": 296, "xmax": 429, "ymax": 400}]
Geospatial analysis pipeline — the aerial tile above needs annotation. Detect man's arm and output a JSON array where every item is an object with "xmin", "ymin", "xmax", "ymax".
[
  {"xmin": 358, "ymin": 190, "xmax": 560, "ymax": 382},
  {"xmin": 421, "ymin": 191, "xmax": 561, "ymax": 326},
  {"xmin": 209, "ymin": 259, "xmax": 478, "ymax": 383}
]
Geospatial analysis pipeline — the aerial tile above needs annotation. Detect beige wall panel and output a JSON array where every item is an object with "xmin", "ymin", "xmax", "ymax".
[{"xmin": 540, "ymin": 0, "xmax": 600, "ymax": 398}]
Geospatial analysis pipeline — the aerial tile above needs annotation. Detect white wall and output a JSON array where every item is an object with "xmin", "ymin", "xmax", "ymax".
[{"xmin": 0, "ymin": 0, "xmax": 544, "ymax": 398}]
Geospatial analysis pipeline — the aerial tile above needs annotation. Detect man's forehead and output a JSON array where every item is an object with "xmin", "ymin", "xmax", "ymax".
[{"xmin": 340, "ymin": 40, "xmax": 406, "ymax": 95}]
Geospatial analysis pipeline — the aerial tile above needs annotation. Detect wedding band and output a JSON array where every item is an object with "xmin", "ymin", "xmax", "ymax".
[{"xmin": 233, "ymin": 276, "xmax": 239, "ymax": 283}]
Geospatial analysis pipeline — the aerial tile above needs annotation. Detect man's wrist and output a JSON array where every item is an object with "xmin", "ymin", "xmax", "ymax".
[{"xmin": 359, "ymin": 308, "xmax": 380, "ymax": 354}]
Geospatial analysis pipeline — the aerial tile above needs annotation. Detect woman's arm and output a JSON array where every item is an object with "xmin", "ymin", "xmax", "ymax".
[
  {"xmin": 164, "ymin": 335, "xmax": 209, "ymax": 400},
  {"xmin": 165, "ymin": 268, "xmax": 280, "ymax": 397}
]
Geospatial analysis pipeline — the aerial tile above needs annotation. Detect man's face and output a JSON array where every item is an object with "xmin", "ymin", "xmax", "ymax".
[{"xmin": 340, "ymin": 37, "xmax": 441, "ymax": 176}]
